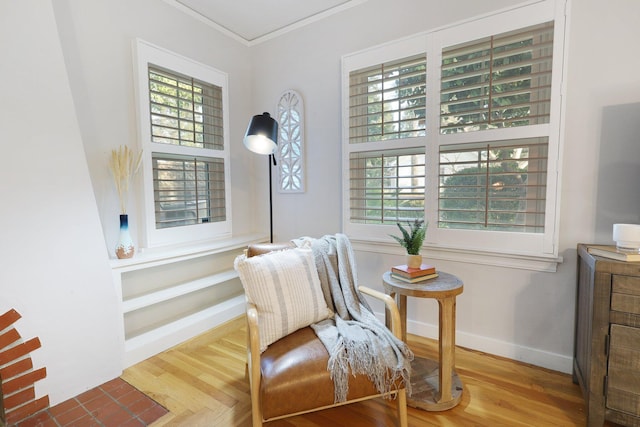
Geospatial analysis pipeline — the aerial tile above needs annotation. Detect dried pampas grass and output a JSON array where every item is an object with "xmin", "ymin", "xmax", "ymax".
[{"xmin": 109, "ymin": 145, "xmax": 142, "ymax": 214}]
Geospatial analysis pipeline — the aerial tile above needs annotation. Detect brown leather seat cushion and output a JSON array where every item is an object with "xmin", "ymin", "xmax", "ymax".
[
  {"xmin": 260, "ymin": 326, "xmax": 381, "ymax": 419},
  {"xmin": 247, "ymin": 242, "xmax": 295, "ymax": 258}
]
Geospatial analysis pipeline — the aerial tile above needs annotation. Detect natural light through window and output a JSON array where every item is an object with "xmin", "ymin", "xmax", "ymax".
[{"xmin": 342, "ymin": 0, "xmax": 566, "ymax": 260}]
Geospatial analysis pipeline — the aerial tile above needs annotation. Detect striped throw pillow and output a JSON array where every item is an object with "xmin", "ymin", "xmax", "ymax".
[{"xmin": 234, "ymin": 248, "xmax": 332, "ymax": 352}]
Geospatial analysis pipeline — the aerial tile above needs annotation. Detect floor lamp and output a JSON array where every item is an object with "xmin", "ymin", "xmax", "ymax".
[{"xmin": 243, "ymin": 112, "xmax": 279, "ymax": 243}]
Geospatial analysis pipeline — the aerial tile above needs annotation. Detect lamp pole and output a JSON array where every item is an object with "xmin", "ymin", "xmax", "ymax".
[{"xmin": 268, "ymin": 154, "xmax": 275, "ymax": 243}]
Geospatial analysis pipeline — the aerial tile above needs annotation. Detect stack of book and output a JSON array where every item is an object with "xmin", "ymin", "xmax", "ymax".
[
  {"xmin": 587, "ymin": 245, "xmax": 640, "ymax": 262},
  {"xmin": 391, "ymin": 263, "xmax": 438, "ymax": 283}
]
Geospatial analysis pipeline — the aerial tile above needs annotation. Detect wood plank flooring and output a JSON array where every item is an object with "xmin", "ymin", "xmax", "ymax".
[{"xmin": 122, "ymin": 316, "xmax": 600, "ymax": 426}]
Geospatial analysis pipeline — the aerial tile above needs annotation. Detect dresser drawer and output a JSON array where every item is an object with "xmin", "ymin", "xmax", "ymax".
[
  {"xmin": 612, "ymin": 275, "xmax": 640, "ymax": 315},
  {"xmin": 608, "ymin": 324, "xmax": 640, "ymax": 416},
  {"xmin": 613, "ymin": 275, "xmax": 640, "ymax": 296}
]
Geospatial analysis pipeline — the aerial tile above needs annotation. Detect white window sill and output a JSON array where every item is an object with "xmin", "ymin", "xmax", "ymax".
[
  {"xmin": 109, "ymin": 232, "xmax": 269, "ymax": 272},
  {"xmin": 350, "ymin": 239, "xmax": 563, "ymax": 273}
]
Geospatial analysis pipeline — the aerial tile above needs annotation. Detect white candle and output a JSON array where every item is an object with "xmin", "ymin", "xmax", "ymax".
[{"xmin": 613, "ymin": 223, "xmax": 640, "ymax": 251}]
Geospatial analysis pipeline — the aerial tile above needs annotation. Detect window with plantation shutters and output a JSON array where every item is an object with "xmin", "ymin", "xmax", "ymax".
[
  {"xmin": 438, "ymin": 138, "xmax": 548, "ymax": 232},
  {"xmin": 146, "ymin": 65, "xmax": 227, "ymax": 232},
  {"xmin": 153, "ymin": 155, "xmax": 226, "ymax": 229},
  {"xmin": 343, "ymin": 0, "xmax": 567, "ymax": 262},
  {"xmin": 349, "ymin": 54, "xmax": 426, "ymax": 143},
  {"xmin": 345, "ymin": 49, "xmax": 427, "ymax": 228},
  {"xmin": 350, "ymin": 148, "xmax": 425, "ymax": 224},
  {"xmin": 440, "ymin": 22, "xmax": 554, "ymax": 134},
  {"xmin": 135, "ymin": 39, "xmax": 231, "ymax": 247},
  {"xmin": 149, "ymin": 66, "xmax": 224, "ymax": 150}
]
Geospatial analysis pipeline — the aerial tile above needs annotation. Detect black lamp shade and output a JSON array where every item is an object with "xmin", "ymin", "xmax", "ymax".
[{"xmin": 243, "ymin": 112, "xmax": 278, "ymax": 155}]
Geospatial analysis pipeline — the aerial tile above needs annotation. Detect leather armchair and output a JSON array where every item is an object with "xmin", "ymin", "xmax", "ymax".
[{"xmin": 243, "ymin": 242, "xmax": 408, "ymax": 427}]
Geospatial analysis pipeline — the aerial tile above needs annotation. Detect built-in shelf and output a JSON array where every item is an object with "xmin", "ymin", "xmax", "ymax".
[
  {"xmin": 123, "ymin": 294, "xmax": 246, "ymax": 367},
  {"xmin": 111, "ymin": 233, "xmax": 267, "ymax": 368},
  {"xmin": 121, "ymin": 270, "xmax": 239, "ymax": 314}
]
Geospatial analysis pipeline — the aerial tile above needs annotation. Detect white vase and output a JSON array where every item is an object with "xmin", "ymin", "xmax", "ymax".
[
  {"xmin": 115, "ymin": 214, "xmax": 135, "ymax": 259},
  {"xmin": 406, "ymin": 254, "xmax": 422, "ymax": 269}
]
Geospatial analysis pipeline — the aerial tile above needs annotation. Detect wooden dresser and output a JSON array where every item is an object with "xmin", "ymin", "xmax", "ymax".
[{"xmin": 575, "ymin": 244, "xmax": 640, "ymax": 426}]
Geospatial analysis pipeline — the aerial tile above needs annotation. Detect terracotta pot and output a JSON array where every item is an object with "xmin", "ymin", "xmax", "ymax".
[{"xmin": 406, "ymin": 254, "xmax": 422, "ymax": 269}]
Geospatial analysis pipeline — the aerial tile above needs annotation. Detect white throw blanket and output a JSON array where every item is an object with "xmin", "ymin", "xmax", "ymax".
[{"xmin": 296, "ymin": 234, "xmax": 413, "ymax": 403}]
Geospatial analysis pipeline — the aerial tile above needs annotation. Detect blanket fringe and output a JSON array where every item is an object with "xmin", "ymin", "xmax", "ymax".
[{"xmin": 305, "ymin": 234, "xmax": 414, "ymax": 403}]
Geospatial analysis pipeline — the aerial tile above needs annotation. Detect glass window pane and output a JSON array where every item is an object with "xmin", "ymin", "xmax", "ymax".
[
  {"xmin": 349, "ymin": 55, "xmax": 427, "ymax": 144},
  {"xmin": 438, "ymin": 138, "xmax": 548, "ymax": 232},
  {"xmin": 148, "ymin": 65, "xmax": 224, "ymax": 150},
  {"xmin": 440, "ymin": 22, "xmax": 554, "ymax": 134},
  {"xmin": 152, "ymin": 155, "xmax": 226, "ymax": 229},
  {"xmin": 350, "ymin": 147, "xmax": 425, "ymax": 224}
]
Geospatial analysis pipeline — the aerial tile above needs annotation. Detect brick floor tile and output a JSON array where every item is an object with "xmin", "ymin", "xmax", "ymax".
[
  {"xmin": 48, "ymin": 398, "xmax": 80, "ymax": 417},
  {"xmin": 138, "ymin": 404, "xmax": 169, "ymax": 424}
]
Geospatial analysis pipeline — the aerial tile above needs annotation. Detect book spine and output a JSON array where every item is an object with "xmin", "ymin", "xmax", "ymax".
[
  {"xmin": 391, "ymin": 273, "xmax": 438, "ymax": 283},
  {"xmin": 391, "ymin": 268, "xmax": 436, "ymax": 278}
]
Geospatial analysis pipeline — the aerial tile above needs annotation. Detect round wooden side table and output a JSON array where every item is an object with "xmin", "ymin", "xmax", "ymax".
[{"xmin": 382, "ymin": 270, "xmax": 464, "ymax": 411}]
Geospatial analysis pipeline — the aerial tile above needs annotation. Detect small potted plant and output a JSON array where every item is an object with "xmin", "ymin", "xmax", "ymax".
[{"xmin": 390, "ymin": 219, "xmax": 427, "ymax": 268}]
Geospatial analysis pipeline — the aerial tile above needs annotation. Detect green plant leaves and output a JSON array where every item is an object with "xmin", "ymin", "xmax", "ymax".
[{"xmin": 389, "ymin": 219, "xmax": 427, "ymax": 255}]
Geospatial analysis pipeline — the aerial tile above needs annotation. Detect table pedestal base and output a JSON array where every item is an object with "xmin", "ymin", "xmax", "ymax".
[{"xmin": 408, "ymin": 356, "xmax": 463, "ymax": 411}]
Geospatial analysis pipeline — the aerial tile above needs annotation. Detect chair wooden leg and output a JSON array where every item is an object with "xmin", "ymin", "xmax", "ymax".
[
  {"xmin": 251, "ymin": 409, "xmax": 262, "ymax": 427},
  {"xmin": 397, "ymin": 389, "xmax": 408, "ymax": 427},
  {"xmin": 248, "ymin": 360, "xmax": 262, "ymax": 427},
  {"xmin": 250, "ymin": 382, "xmax": 262, "ymax": 427}
]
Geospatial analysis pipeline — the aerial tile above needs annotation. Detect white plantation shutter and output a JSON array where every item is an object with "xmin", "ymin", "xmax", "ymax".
[
  {"xmin": 149, "ymin": 65, "xmax": 224, "ymax": 149},
  {"xmin": 350, "ymin": 147, "xmax": 425, "ymax": 224},
  {"xmin": 346, "ymin": 53, "xmax": 427, "ymax": 226},
  {"xmin": 437, "ymin": 20, "xmax": 556, "ymax": 238},
  {"xmin": 135, "ymin": 39, "xmax": 231, "ymax": 246},
  {"xmin": 438, "ymin": 138, "xmax": 548, "ymax": 232},
  {"xmin": 440, "ymin": 22, "xmax": 554, "ymax": 134},
  {"xmin": 147, "ymin": 65, "xmax": 227, "ymax": 230},
  {"xmin": 349, "ymin": 54, "xmax": 426, "ymax": 143},
  {"xmin": 342, "ymin": 1, "xmax": 566, "ymax": 260},
  {"xmin": 153, "ymin": 155, "xmax": 226, "ymax": 229}
]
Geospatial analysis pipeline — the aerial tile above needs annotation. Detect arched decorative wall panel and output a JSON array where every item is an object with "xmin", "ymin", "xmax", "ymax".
[{"xmin": 276, "ymin": 90, "xmax": 305, "ymax": 193}]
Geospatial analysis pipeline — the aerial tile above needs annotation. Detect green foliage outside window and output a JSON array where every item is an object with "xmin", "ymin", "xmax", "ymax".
[{"xmin": 439, "ymin": 147, "xmax": 545, "ymax": 232}]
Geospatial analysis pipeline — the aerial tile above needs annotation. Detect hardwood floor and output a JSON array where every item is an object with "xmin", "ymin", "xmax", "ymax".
[{"xmin": 122, "ymin": 316, "xmax": 594, "ymax": 426}]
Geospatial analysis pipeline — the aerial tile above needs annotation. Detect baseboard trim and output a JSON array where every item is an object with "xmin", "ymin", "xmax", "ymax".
[{"xmin": 406, "ymin": 319, "xmax": 573, "ymax": 374}]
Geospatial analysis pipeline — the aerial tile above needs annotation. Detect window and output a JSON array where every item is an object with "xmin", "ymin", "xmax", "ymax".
[
  {"xmin": 349, "ymin": 55, "xmax": 427, "ymax": 143},
  {"xmin": 440, "ymin": 22, "xmax": 554, "ymax": 134},
  {"xmin": 342, "ymin": 0, "xmax": 567, "ymax": 260},
  {"xmin": 148, "ymin": 65, "xmax": 223, "ymax": 150},
  {"xmin": 276, "ymin": 90, "xmax": 305, "ymax": 193},
  {"xmin": 439, "ymin": 138, "xmax": 548, "ymax": 232},
  {"xmin": 350, "ymin": 148, "xmax": 425, "ymax": 225},
  {"xmin": 134, "ymin": 40, "xmax": 231, "ymax": 247},
  {"xmin": 343, "ymin": 41, "xmax": 428, "ymax": 239},
  {"xmin": 153, "ymin": 155, "xmax": 226, "ymax": 229}
]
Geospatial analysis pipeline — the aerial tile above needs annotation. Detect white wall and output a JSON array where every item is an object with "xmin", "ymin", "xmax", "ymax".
[
  {"xmin": 52, "ymin": 0, "xmax": 261, "ymax": 254},
  {"xmin": 0, "ymin": 1, "xmax": 121, "ymax": 404},
  {"xmin": 250, "ymin": 0, "xmax": 640, "ymax": 373}
]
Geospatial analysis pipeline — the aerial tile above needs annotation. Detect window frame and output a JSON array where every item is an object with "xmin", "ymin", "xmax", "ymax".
[
  {"xmin": 342, "ymin": 35, "xmax": 428, "ymax": 241},
  {"xmin": 342, "ymin": 0, "xmax": 567, "ymax": 262},
  {"xmin": 133, "ymin": 39, "xmax": 232, "ymax": 248}
]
